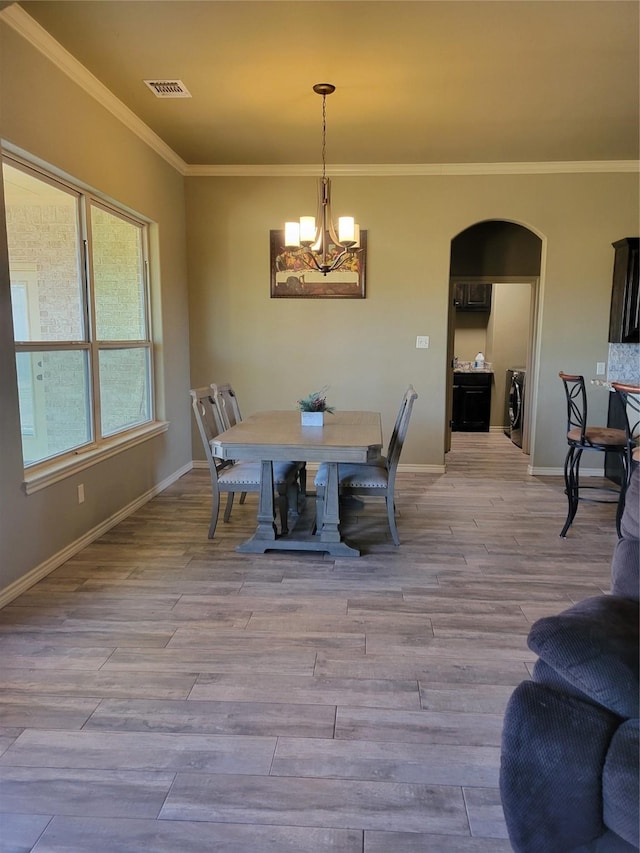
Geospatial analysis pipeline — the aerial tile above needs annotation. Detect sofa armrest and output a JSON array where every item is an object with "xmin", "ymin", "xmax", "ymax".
[
  {"xmin": 500, "ymin": 680, "xmax": 620, "ymax": 852},
  {"xmin": 528, "ymin": 596, "xmax": 639, "ymax": 718},
  {"xmin": 603, "ymin": 719, "xmax": 640, "ymax": 849}
]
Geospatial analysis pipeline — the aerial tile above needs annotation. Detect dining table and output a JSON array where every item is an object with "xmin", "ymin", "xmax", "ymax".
[{"xmin": 211, "ymin": 409, "xmax": 383, "ymax": 556}]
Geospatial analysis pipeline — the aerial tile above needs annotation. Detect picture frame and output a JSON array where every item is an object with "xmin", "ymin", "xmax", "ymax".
[{"xmin": 270, "ymin": 229, "xmax": 367, "ymax": 298}]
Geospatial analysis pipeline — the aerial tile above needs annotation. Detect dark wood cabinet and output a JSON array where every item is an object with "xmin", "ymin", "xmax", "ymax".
[
  {"xmin": 453, "ymin": 282, "xmax": 492, "ymax": 312},
  {"xmin": 452, "ymin": 372, "xmax": 492, "ymax": 431},
  {"xmin": 608, "ymin": 237, "xmax": 639, "ymax": 344}
]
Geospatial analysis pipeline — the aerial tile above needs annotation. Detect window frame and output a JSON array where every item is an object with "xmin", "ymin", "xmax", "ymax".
[
  {"xmin": 86, "ymin": 197, "xmax": 154, "ymax": 440},
  {"xmin": 2, "ymin": 150, "xmax": 167, "ymax": 494}
]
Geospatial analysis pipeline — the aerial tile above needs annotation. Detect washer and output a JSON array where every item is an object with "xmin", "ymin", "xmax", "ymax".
[{"xmin": 504, "ymin": 369, "xmax": 526, "ymax": 447}]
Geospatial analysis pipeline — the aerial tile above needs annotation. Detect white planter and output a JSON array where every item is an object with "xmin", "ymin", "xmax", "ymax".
[{"xmin": 301, "ymin": 411, "xmax": 324, "ymax": 427}]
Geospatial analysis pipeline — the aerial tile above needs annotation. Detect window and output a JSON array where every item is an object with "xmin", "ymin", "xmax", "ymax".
[{"xmin": 3, "ymin": 155, "xmax": 154, "ymax": 469}]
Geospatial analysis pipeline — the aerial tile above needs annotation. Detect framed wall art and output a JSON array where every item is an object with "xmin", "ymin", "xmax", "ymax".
[{"xmin": 270, "ymin": 229, "xmax": 367, "ymax": 299}]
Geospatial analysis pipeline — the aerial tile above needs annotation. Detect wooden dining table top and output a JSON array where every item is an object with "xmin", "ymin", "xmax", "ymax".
[{"xmin": 212, "ymin": 410, "xmax": 383, "ymax": 464}]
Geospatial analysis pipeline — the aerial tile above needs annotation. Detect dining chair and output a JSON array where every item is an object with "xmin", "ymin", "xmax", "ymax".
[
  {"xmin": 611, "ymin": 382, "xmax": 640, "ymax": 524},
  {"xmin": 211, "ymin": 382, "xmax": 248, "ymax": 506},
  {"xmin": 558, "ymin": 372, "xmax": 627, "ymax": 538},
  {"xmin": 190, "ymin": 387, "xmax": 299, "ymax": 539},
  {"xmin": 314, "ymin": 385, "xmax": 418, "ymax": 545},
  {"xmin": 211, "ymin": 382, "xmax": 243, "ymax": 431},
  {"xmin": 211, "ymin": 381, "xmax": 307, "ymax": 501}
]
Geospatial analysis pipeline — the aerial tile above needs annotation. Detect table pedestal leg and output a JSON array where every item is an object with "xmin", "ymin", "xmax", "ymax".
[
  {"xmin": 237, "ymin": 459, "xmax": 360, "ymax": 557},
  {"xmin": 319, "ymin": 461, "xmax": 341, "ymax": 543},
  {"xmin": 252, "ymin": 460, "xmax": 277, "ymax": 540}
]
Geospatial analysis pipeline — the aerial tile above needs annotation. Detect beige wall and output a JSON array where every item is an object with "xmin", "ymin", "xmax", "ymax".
[
  {"xmin": 0, "ymin": 22, "xmax": 191, "ymax": 593},
  {"xmin": 487, "ymin": 283, "xmax": 532, "ymax": 428},
  {"xmin": 454, "ymin": 314, "xmax": 489, "ymax": 366},
  {"xmin": 1, "ymin": 16, "xmax": 639, "ymax": 599},
  {"xmin": 186, "ymin": 172, "xmax": 639, "ymax": 470}
]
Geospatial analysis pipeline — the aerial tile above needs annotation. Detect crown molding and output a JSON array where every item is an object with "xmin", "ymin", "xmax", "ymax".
[
  {"xmin": 1, "ymin": 4, "xmax": 188, "ymax": 175},
  {"xmin": 185, "ymin": 160, "xmax": 640, "ymax": 177},
  {"xmin": 3, "ymin": 5, "xmax": 638, "ymax": 180}
]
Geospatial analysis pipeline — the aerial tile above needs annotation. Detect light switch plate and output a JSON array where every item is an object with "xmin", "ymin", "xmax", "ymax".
[
  {"xmin": 596, "ymin": 362, "xmax": 606, "ymax": 375},
  {"xmin": 416, "ymin": 336, "xmax": 429, "ymax": 349}
]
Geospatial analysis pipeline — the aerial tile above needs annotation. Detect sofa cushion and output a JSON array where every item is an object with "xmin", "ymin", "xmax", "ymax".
[
  {"xmin": 500, "ymin": 680, "xmax": 619, "ymax": 852},
  {"xmin": 603, "ymin": 719, "xmax": 640, "ymax": 848},
  {"xmin": 528, "ymin": 595, "xmax": 639, "ymax": 718}
]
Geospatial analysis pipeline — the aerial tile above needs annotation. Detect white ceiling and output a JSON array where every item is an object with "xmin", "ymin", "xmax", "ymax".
[{"xmin": 12, "ymin": 0, "xmax": 640, "ymax": 168}]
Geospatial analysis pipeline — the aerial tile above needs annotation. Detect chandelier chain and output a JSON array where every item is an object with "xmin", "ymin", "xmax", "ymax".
[{"xmin": 321, "ymin": 93, "xmax": 327, "ymax": 183}]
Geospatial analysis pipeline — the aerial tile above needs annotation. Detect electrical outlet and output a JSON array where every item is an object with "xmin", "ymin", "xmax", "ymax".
[
  {"xmin": 416, "ymin": 335, "xmax": 429, "ymax": 349},
  {"xmin": 596, "ymin": 362, "xmax": 606, "ymax": 376},
  {"xmin": 77, "ymin": 484, "xmax": 85, "ymax": 504}
]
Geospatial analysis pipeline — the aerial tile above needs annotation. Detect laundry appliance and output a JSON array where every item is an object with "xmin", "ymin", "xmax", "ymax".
[{"xmin": 504, "ymin": 369, "xmax": 526, "ymax": 448}]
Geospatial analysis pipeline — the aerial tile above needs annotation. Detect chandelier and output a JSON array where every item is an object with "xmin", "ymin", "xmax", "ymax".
[{"xmin": 285, "ymin": 83, "xmax": 360, "ymax": 276}]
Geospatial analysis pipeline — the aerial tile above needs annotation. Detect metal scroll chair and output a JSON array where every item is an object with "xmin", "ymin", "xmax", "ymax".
[
  {"xmin": 611, "ymin": 382, "xmax": 640, "ymax": 524},
  {"xmin": 211, "ymin": 381, "xmax": 307, "ymax": 501},
  {"xmin": 314, "ymin": 385, "xmax": 418, "ymax": 545},
  {"xmin": 190, "ymin": 387, "xmax": 299, "ymax": 539},
  {"xmin": 558, "ymin": 372, "xmax": 627, "ymax": 538}
]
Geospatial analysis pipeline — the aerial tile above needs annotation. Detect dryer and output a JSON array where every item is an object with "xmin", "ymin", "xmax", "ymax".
[{"xmin": 504, "ymin": 369, "xmax": 526, "ymax": 448}]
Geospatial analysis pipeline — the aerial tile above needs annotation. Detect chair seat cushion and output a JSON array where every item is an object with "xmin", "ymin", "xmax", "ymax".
[
  {"xmin": 567, "ymin": 426, "xmax": 627, "ymax": 448},
  {"xmin": 528, "ymin": 596, "xmax": 640, "ymax": 718},
  {"xmin": 315, "ymin": 459, "xmax": 388, "ymax": 489},
  {"xmin": 218, "ymin": 460, "xmax": 296, "ymax": 486}
]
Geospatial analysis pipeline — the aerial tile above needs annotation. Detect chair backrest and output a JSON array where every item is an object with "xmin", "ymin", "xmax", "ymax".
[
  {"xmin": 190, "ymin": 387, "xmax": 229, "ymax": 480},
  {"xmin": 559, "ymin": 371, "xmax": 588, "ymax": 442},
  {"xmin": 612, "ymin": 382, "xmax": 640, "ymax": 447},
  {"xmin": 386, "ymin": 385, "xmax": 418, "ymax": 480},
  {"xmin": 211, "ymin": 382, "xmax": 243, "ymax": 431}
]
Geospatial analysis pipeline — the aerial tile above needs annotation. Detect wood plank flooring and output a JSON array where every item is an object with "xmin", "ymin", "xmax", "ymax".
[{"xmin": 0, "ymin": 433, "xmax": 621, "ymax": 852}]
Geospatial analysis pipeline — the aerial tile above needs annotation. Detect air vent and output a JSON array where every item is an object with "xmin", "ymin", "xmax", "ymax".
[{"xmin": 144, "ymin": 80, "xmax": 191, "ymax": 98}]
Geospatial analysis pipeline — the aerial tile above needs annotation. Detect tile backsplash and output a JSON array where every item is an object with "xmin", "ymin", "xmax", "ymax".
[{"xmin": 607, "ymin": 343, "xmax": 640, "ymax": 383}]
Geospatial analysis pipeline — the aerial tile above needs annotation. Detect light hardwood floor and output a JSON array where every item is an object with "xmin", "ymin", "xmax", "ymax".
[{"xmin": 0, "ymin": 433, "xmax": 621, "ymax": 852}]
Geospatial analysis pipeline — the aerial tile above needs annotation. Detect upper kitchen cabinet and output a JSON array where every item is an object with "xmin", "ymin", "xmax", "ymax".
[
  {"xmin": 608, "ymin": 237, "xmax": 639, "ymax": 344},
  {"xmin": 454, "ymin": 282, "xmax": 493, "ymax": 312}
]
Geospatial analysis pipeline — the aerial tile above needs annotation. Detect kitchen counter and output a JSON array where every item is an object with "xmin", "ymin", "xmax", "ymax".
[
  {"xmin": 454, "ymin": 367, "xmax": 494, "ymax": 374},
  {"xmin": 454, "ymin": 360, "xmax": 494, "ymax": 374},
  {"xmin": 591, "ymin": 378, "xmax": 638, "ymax": 390}
]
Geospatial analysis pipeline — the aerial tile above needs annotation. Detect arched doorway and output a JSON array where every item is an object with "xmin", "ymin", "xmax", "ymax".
[{"xmin": 445, "ymin": 220, "xmax": 543, "ymax": 461}]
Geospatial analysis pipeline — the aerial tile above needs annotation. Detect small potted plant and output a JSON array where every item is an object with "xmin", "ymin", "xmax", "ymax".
[{"xmin": 297, "ymin": 386, "xmax": 335, "ymax": 426}]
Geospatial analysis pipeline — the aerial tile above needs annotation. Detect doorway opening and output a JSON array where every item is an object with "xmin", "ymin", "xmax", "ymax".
[{"xmin": 445, "ymin": 220, "xmax": 543, "ymax": 463}]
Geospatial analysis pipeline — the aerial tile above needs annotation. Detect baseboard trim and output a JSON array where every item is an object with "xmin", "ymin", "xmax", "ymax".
[
  {"xmin": 529, "ymin": 465, "xmax": 605, "ymax": 477},
  {"xmin": 0, "ymin": 461, "xmax": 193, "ymax": 608},
  {"xmin": 400, "ymin": 464, "xmax": 446, "ymax": 474}
]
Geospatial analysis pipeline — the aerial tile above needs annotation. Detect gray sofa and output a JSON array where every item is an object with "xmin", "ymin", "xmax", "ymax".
[{"xmin": 500, "ymin": 465, "xmax": 639, "ymax": 852}]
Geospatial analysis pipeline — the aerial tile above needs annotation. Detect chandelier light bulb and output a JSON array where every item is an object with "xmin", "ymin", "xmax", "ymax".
[
  {"xmin": 299, "ymin": 216, "xmax": 317, "ymax": 245},
  {"xmin": 338, "ymin": 216, "xmax": 355, "ymax": 245},
  {"xmin": 284, "ymin": 221, "xmax": 300, "ymax": 248}
]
